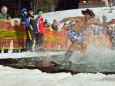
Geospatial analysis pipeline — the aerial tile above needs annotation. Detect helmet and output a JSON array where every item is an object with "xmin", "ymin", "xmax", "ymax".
[
  {"xmin": 37, "ymin": 11, "xmax": 43, "ymax": 15},
  {"xmin": 21, "ymin": 8, "xmax": 27, "ymax": 13}
]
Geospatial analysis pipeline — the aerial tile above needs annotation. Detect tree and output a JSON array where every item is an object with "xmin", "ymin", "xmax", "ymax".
[{"xmin": 30, "ymin": 0, "xmax": 58, "ymax": 14}]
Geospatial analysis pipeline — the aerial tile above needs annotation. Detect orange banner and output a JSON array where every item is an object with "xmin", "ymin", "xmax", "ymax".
[{"xmin": 43, "ymin": 27, "xmax": 68, "ymax": 50}]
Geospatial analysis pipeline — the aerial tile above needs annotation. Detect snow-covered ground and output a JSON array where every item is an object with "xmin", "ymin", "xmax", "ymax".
[
  {"xmin": 42, "ymin": 6, "xmax": 115, "ymax": 25},
  {"xmin": 1, "ymin": 7, "xmax": 115, "ymax": 86},
  {"xmin": 0, "ymin": 51, "xmax": 65, "ymax": 59},
  {"xmin": 0, "ymin": 65, "xmax": 115, "ymax": 86}
]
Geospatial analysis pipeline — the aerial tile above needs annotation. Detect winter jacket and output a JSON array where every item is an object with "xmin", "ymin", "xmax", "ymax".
[
  {"xmin": 28, "ymin": 14, "xmax": 37, "ymax": 32},
  {"xmin": 36, "ymin": 15, "xmax": 44, "ymax": 34},
  {"xmin": 20, "ymin": 14, "xmax": 30, "ymax": 27},
  {"xmin": 0, "ymin": 13, "xmax": 11, "ymax": 19}
]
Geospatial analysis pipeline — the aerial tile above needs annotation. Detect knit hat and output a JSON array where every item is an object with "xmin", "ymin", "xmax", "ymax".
[{"xmin": 37, "ymin": 11, "xmax": 43, "ymax": 15}]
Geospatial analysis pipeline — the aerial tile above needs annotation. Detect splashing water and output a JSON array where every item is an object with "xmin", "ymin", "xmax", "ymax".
[
  {"xmin": 9, "ymin": 25, "xmax": 115, "ymax": 73},
  {"xmin": 43, "ymin": 25, "xmax": 115, "ymax": 72}
]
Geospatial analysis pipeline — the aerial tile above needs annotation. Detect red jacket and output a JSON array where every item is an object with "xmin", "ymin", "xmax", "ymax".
[{"xmin": 37, "ymin": 15, "xmax": 44, "ymax": 34}]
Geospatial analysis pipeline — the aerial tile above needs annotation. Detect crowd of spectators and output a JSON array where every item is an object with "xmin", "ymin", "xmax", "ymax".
[{"xmin": 0, "ymin": 5, "xmax": 115, "ymax": 53}]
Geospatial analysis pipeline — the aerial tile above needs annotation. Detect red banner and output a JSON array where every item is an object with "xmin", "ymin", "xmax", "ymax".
[{"xmin": 0, "ymin": 20, "xmax": 26, "ymax": 50}]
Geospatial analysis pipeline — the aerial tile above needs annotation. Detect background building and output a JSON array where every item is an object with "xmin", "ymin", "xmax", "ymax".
[{"xmin": 79, "ymin": 0, "xmax": 105, "ymax": 8}]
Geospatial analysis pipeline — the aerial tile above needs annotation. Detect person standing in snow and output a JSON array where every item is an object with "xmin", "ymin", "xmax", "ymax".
[
  {"xmin": 52, "ymin": 19, "xmax": 59, "ymax": 31},
  {"xmin": 28, "ymin": 8, "xmax": 38, "ymax": 52},
  {"xmin": 20, "ymin": 8, "xmax": 34, "ymax": 52},
  {"xmin": 0, "ymin": 6, "xmax": 11, "ymax": 53},
  {"xmin": 35, "ymin": 10, "xmax": 44, "ymax": 51}
]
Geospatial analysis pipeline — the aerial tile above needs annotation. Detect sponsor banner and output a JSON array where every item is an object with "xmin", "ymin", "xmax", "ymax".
[
  {"xmin": 43, "ymin": 27, "xmax": 68, "ymax": 50},
  {"xmin": 0, "ymin": 20, "xmax": 26, "ymax": 50},
  {"xmin": 0, "ymin": 20, "xmax": 68, "ymax": 50}
]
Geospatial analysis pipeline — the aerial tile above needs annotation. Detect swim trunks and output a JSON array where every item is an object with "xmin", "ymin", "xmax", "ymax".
[{"xmin": 67, "ymin": 26, "xmax": 83, "ymax": 44}]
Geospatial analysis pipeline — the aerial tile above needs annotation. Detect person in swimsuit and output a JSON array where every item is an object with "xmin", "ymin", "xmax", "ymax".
[{"xmin": 56, "ymin": 9, "xmax": 115, "ymax": 63}]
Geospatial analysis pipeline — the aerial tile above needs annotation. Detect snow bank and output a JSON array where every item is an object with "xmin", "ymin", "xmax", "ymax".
[{"xmin": 0, "ymin": 65, "xmax": 115, "ymax": 86}]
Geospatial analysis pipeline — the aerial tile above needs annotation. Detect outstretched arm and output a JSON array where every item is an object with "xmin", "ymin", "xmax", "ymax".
[
  {"xmin": 93, "ymin": 19, "xmax": 115, "ymax": 26},
  {"xmin": 58, "ymin": 17, "xmax": 81, "ymax": 24}
]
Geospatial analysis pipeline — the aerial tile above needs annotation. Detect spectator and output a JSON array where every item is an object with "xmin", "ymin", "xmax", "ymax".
[
  {"xmin": 44, "ymin": 19, "xmax": 51, "ymax": 28},
  {"xmin": 0, "ymin": 6, "xmax": 11, "ymax": 53},
  {"xmin": 108, "ymin": 26, "xmax": 115, "ymax": 50},
  {"xmin": 35, "ymin": 10, "xmax": 44, "ymax": 51},
  {"xmin": 28, "ymin": 8, "xmax": 37, "ymax": 52},
  {"xmin": 108, "ymin": 0, "xmax": 113, "ymax": 13},
  {"xmin": 111, "ymin": 29, "xmax": 115, "ymax": 50},
  {"xmin": 52, "ymin": 19, "xmax": 59, "ymax": 31},
  {"xmin": 101, "ymin": 0, "xmax": 109, "ymax": 6},
  {"xmin": 20, "ymin": 8, "xmax": 32, "ymax": 52},
  {"xmin": 113, "ymin": 0, "xmax": 115, "ymax": 5}
]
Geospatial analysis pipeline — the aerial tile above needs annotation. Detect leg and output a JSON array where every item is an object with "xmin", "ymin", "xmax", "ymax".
[
  {"xmin": 35, "ymin": 33, "xmax": 40, "ymax": 45},
  {"xmin": 4, "ymin": 49, "xmax": 8, "ymax": 53},
  {"xmin": 20, "ymin": 49, "xmax": 25, "ymax": 52},
  {"xmin": 63, "ymin": 39, "xmax": 78, "ymax": 63},
  {"xmin": 36, "ymin": 33, "xmax": 43, "ymax": 46},
  {"xmin": 31, "ymin": 39, "xmax": 35, "ymax": 52},
  {"xmin": 79, "ymin": 41, "xmax": 87, "ymax": 54},
  {"xmin": 4, "ymin": 41, "xmax": 10, "ymax": 53},
  {"xmin": 68, "ymin": 39, "xmax": 78, "ymax": 51},
  {"xmin": 25, "ymin": 29, "xmax": 33, "ymax": 52},
  {"xmin": 76, "ymin": 41, "xmax": 87, "ymax": 62},
  {"xmin": 35, "ymin": 33, "xmax": 44, "ymax": 51},
  {"xmin": 30, "ymin": 31, "xmax": 36, "ymax": 52},
  {"xmin": 29, "ymin": 41, "xmax": 34, "ymax": 52},
  {"xmin": 12, "ymin": 49, "xmax": 19, "ymax": 53},
  {"xmin": 0, "ymin": 50, "xmax": 2, "ymax": 53},
  {"xmin": 25, "ymin": 40, "xmax": 29, "ymax": 52}
]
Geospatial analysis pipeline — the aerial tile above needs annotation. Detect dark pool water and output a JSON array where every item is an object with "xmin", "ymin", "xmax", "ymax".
[{"xmin": 0, "ymin": 56, "xmax": 115, "ymax": 74}]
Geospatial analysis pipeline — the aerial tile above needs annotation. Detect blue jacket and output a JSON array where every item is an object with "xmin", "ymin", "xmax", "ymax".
[{"xmin": 20, "ymin": 14, "xmax": 30, "ymax": 27}]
